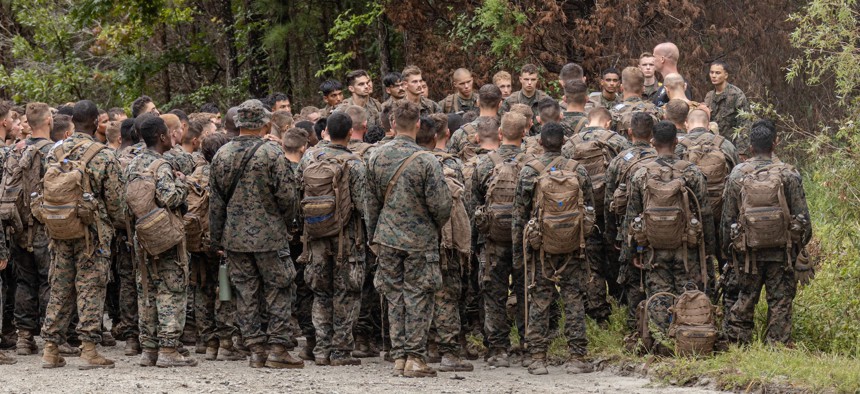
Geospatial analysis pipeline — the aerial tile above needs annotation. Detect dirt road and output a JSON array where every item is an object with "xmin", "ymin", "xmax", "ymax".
[{"xmin": 0, "ymin": 339, "xmax": 726, "ymax": 394}]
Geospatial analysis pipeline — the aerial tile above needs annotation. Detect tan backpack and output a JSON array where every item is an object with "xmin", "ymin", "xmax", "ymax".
[
  {"xmin": 669, "ymin": 285, "xmax": 717, "ymax": 357},
  {"xmin": 734, "ymin": 163, "xmax": 793, "ymax": 271},
  {"xmin": 183, "ymin": 164, "xmax": 210, "ymax": 253},
  {"xmin": 34, "ymin": 142, "xmax": 106, "ymax": 240},
  {"xmin": 522, "ymin": 136, "xmax": 544, "ymax": 157},
  {"xmin": 457, "ymin": 123, "xmax": 479, "ymax": 163},
  {"xmin": 479, "ymin": 152, "xmax": 526, "ymax": 243},
  {"xmin": 566, "ymin": 131, "xmax": 618, "ymax": 214},
  {"xmin": 301, "ymin": 151, "xmax": 358, "ymax": 260},
  {"xmin": 0, "ymin": 140, "xmax": 53, "ymax": 243},
  {"xmin": 609, "ymin": 152, "xmax": 657, "ymax": 218},
  {"xmin": 639, "ymin": 160, "xmax": 699, "ymax": 250},
  {"xmin": 433, "ymin": 152, "xmax": 472, "ymax": 255},
  {"xmin": 126, "ymin": 158, "xmax": 186, "ymax": 256},
  {"xmin": 679, "ymin": 134, "xmax": 732, "ymax": 216}
]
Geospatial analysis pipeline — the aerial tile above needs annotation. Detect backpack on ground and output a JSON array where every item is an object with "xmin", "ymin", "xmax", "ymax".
[
  {"xmin": 432, "ymin": 152, "xmax": 472, "ymax": 256},
  {"xmin": 732, "ymin": 163, "xmax": 794, "ymax": 272},
  {"xmin": 32, "ymin": 142, "xmax": 106, "ymax": 241},
  {"xmin": 477, "ymin": 152, "xmax": 526, "ymax": 243},
  {"xmin": 300, "ymin": 151, "xmax": 358, "ymax": 261},
  {"xmin": 669, "ymin": 284, "xmax": 717, "ymax": 357},
  {"xmin": 679, "ymin": 134, "xmax": 732, "ymax": 217},
  {"xmin": 0, "ymin": 140, "xmax": 53, "ymax": 245},
  {"xmin": 126, "ymin": 159, "xmax": 185, "ymax": 256},
  {"xmin": 183, "ymin": 164, "xmax": 210, "ymax": 253},
  {"xmin": 567, "ymin": 131, "xmax": 618, "ymax": 214},
  {"xmin": 626, "ymin": 291, "xmax": 676, "ymax": 356}
]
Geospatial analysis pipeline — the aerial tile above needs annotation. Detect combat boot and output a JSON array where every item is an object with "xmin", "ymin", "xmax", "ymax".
[
  {"xmin": 79, "ymin": 341, "xmax": 115, "ymax": 370},
  {"xmin": 139, "ymin": 348, "xmax": 158, "ymax": 367},
  {"xmin": 195, "ymin": 339, "xmax": 206, "ymax": 354},
  {"xmin": 41, "ymin": 342, "xmax": 65, "ymax": 368},
  {"xmin": 527, "ymin": 353, "xmax": 548, "ymax": 375},
  {"xmin": 216, "ymin": 338, "xmax": 246, "ymax": 361},
  {"xmin": 427, "ymin": 342, "xmax": 441, "ymax": 363},
  {"xmin": 298, "ymin": 337, "xmax": 315, "ymax": 361},
  {"xmin": 565, "ymin": 356, "xmax": 594, "ymax": 374},
  {"xmin": 16, "ymin": 330, "xmax": 37, "ymax": 355},
  {"xmin": 248, "ymin": 344, "xmax": 267, "ymax": 368},
  {"xmin": 392, "ymin": 358, "xmax": 406, "ymax": 377},
  {"xmin": 204, "ymin": 339, "xmax": 219, "ymax": 361},
  {"xmin": 125, "ymin": 337, "xmax": 142, "ymax": 356},
  {"xmin": 176, "ymin": 344, "xmax": 191, "ymax": 356},
  {"xmin": 439, "ymin": 353, "xmax": 474, "ymax": 372},
  {"xmin": 0, "ymin": 350, "xmax": 16, "ymax": 365},
  {"xmin": 265, "ymin": 344, "xmax": 304, "ymax": 369},
  {"xmin": 156, "ymin": 347, "xmax": 198, "ymax": 367},
  {"xmin": 486, "ymin": 349, "xmax": 510, "ymax": 368},
  {"xmin": 58, "ymin": 341, "xmax": 80, "ymax": 357},
  {"xmin": 101, "ymin": 331, "xmax": 117, "ymax": 347},
  {"xmin": 330, "ymin": 350, "xmax": 361, "ymax": 366},
  {"xmin": 403, "ymin": 356, "xmax": 437, "ymax": 378},
  {"xmin": 352, "ymin": 336, "xmax": 375, "ymax": 358}
]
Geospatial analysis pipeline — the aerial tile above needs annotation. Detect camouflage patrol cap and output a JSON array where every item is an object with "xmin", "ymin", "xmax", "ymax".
[{"xmin": 234, "ymin": 99, "xmax": 272, "ymax": 129}]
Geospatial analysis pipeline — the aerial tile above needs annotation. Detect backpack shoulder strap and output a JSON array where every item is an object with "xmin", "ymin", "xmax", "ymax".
[
  {"xmin": 80, "ymin": 142, "xmax": 108, "ymax": 166},
  {"xmin": 488, "ymin": 151, "xmax": 503, "ymax": 167},
  {"xmin": 712, "ymin": 134, "xmax": 725, "ymax": 147},
  {"xmin": 225, "ymin": 139, "xmax": 267, "ymax": 206},
  {"xmin": 146, "ymin": 158, "xmax": 169, "ymax": 174},
  {"xmin": 524, "ymin": 158, "xmax": 546, "ymax": 174},
  {"xmin": 575, "ymin": 116, "xmax": 588, "ymax": 132},
  {"xmin": 384, "ymin": 151, "xmax": 424, "ymax": 203}
]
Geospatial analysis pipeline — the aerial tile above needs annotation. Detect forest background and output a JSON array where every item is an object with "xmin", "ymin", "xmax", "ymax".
[{"xmin": 1, "ymin": 0, "xmax": 859, "ymax": 391}]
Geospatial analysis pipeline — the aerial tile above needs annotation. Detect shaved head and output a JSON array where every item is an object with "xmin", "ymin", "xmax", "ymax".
[
  {"xmin": 686, "ymin": 109, "xmax": 710, "ymax": 129},
  {"xmin": 453, "ymin": 68, "xmax": 471, "ymax": 81},
  {"xmin": 654, "ymin": 42, "xmax": 679, "ymax": 63},
  {"xmin": 663, "ymin": 73, "xmax": 685, "ymax": 91}
]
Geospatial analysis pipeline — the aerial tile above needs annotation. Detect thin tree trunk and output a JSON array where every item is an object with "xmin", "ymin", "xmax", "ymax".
[{"xmin": 220, "ymin": 0, "xmax": 239, "ymax": 85}]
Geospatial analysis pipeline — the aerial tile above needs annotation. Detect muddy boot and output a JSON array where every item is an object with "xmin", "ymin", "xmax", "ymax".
[
  {"xmin": 41, "ymin": 342, "xmax": 64, "ymax": 368},
  {"xmin": 403, "ymin": 356, "xmax": 437, "ymax": 378},
  {"xmin": 16, "ymin": 330, "xmax": 37, "ymax": 355},
  {"xmin": 0, "ymin": 330, "xmax": 17, "ymax": 349},
  {"xmin": 0, "ymin": 350, "xmax": 16, "ymax": 365},
  {"xmin": 458, "ymin": 334, "xmax": 479, "ymax": 360},
  {"xmin": 527, "ymin": 353, "xmax": 548, "ymax": 375},
  {"xmin": 216, "ymin": 338, "xmax": 246, "ymax": 361},
  {"xmin": 175, "ymin": 344, "xmax": 191, "ymax": 357},
  {"xmin": 352, "ymin": 336, "xmax": 375, "ymax": 358},
  {"xmin": 330, "ymin": 350, "xmax": 361, "ymax": 366},
  {"xmin": 79, "ymin": 341, "xmax": 115, "ymax": 370},
  {"xmin": 314, "ymin": 355, "xmax": 330, "ymax": 366},
  {"xmin": 204, "ymin": 339, "xmax": 219, "ymax": 361},
  {"xmin": 439, "ymin": 353, "xmax": 474, "ymax": 372},
  {"xmin": 392, "ymin": 358, "xmax": 406, "ymax": 377},
  {"xmin": 139, "ymin": 348, "xmax": 158, "ymax": 367},
  {"xmin": 58, "ymin": 341, "xmax": 80, "ymax": 357},
  {"xmin": 265, "ymin": 344, "xmax": 304, "ymax": 369},
  {"xmin": 101, "ymin": 331, "xmax": 117, "ymax": 347},
  {"xmin": 298, "ymin": 337, "xmax": 315, "ymax": 361},
  {"xmin": 156, "ymin": 347, "xmax": 198, "ymax": 367},
  {"xmin": 427, "ymin": 342, "xmax": 441, "ymax": 363},
  {"xmin": 248, "ymin": 344, "xmax": 267, "ymax": 368},
  {"xmin": 565, "ymin": 356, "xmax": 594, "ymax": 374},
  {"xmin": 125, "ymin": 337, "xmax": 142, "ymax": 356},
  {"xmin": 487, "ymin": 349, "xmax": 510, "ymax": 368},
  {"xmin": 195, "ymin": 339, "xmax": 207, "ymax": 354},
  {"xmin": 233, "ymin": 335, "xmax": 249, "ymax": 353}
]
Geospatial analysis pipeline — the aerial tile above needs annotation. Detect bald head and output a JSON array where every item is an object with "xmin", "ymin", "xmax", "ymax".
[
  {"xmin": 653, "ymin": 42, "xmax": 680, "ymax": 73},
  {"xmin": 686, "ymin": 109, "xmax": 710, "ymax": 129},
  {"xmin": 453, "ymin": 68, "xmax": 471, "ymax": 81},
  {"xmin": 663, "ymin": 73, "xmax": 686, "ymax": 93}
]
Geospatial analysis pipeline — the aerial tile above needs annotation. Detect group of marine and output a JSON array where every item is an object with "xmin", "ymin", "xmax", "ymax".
[{"xmin": 0, "ymin": 41, "xmax": 812, "ymax": 378}]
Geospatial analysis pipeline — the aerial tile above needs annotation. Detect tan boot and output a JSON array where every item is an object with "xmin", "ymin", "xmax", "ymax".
[
  {"xmin": 101, "ymin": 331, "xmax": 117, "ymax": 347},
  {"xmin": 16, "ymin": 330, "xmax": 37, "ymax": 356},
  {"xmin": 352, "ymin": 336, "xmax": 375, "ymax": 358},
  {"xmin": 439, "ymin": 353, "xmax": 474, "ymax": 372},
  {"xmin": 0, "ymin": 350, "xmax": 17, "ymax": 365},
  {"xmin": 527, "ymin": 353, "xmax": 548, "ymax": 375},
  {"xmin": 298, "ymin": 337, "xmax": 315, "ymax": 361},
  {"xmin": 156, "ymin": 347, "xmax": 198, "ymax": 367},
  {"xmin": 125, "ymin": 337, "xmax": 142, "ymax": 356},
  {"xmin": 79, "ymin": 341, "xmax": 115, "ymax": 370},
  {"xmin": 204, "ymin": 339, "xmax": 219, "ymax": 361},
  {"xmin": 427, "ymin": 342, "xmax": 441, "ymax": 363},
  {"xmin": 403, "ymin": 356, "xmax": 437, "ymax": 378},
  {"xmin": 249, "ymin": 344, "xmax": 267, "ymax": 368},
  {"xmin": 41, "ymin": 342, "xmax": 65, "ymax": 368},
  {"xmin": 265, "ymin": 344, "xmax": 304, "ymax": 369},
  {"xmin": 392, "ymin": 358, "xmax": 406, "ymax": 377},
  {"xmin": 216, "ymin": 338, "xmax": 246, "ymax": 361},
  {"xmin": 139, "ymin": 348, "xmax": 158, "ymax": 367},
  {"xmin": 58, "ymin": 341, "xmax": 81, "ymax": 357},
  {"xmin": 195, "ymin": 339, "xmax": 207, "ymax": 354}
]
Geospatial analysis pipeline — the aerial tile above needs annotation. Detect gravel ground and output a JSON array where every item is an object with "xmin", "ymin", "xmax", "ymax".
[{"xmin": 0, "ymin": 338, "xmax": 726, "ymax": 394}]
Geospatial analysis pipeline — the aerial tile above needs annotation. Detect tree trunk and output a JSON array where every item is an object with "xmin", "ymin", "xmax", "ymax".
[
  {"xmin": 377, "ymin": 14, "xmax": 390, "ymax": 78},
  {"xmin": 161, "ymin": 23, "xmax": 172, "ymax": 103},
  {"xmin": 220, "ymin": 0, "xmax": 239, "ymax": 85},
  {"xmin": 245, "ymin": 0, "xmax": 269, "ymax": 98}
]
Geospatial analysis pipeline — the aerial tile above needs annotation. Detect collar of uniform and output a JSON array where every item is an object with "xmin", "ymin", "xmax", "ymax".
[
  {"xmin": 349, "ymin": 139, "xmax": 364, "ymax": 143},
  {"xmin": 71, "ymin": 132, "xmax": 96, "ymax": 142},
  {"xmin": 751, "ymin": 154, "xmax": 774, "ymax": 162},
  {"xmin": 26, "ymin": 137, "xmax": 48, "ymax": 145},
  {"xmin": 329, "ymin": 143, "xmax": 350, "ymax": 151},
  {"xmin": 563, "ymin": 110, "xmax": 586, "ymax": 117},
  {"xmin": 458, "ymin": 93, "xmax": 475, "ymax": 101},
  {"xmin": 394, "ymin": 135, "xmax": 416, "ymax": 143},
  {"xmin": 688, "ymin": 127, "xmax": 709, "ymax": 136},
  {"xmin": 233, "ymin": 135, "xmax": 263, "ymax": 142},
  {"xmin": 542, "ymin": 151, "xmax": 562, "ymax": 159},
  {"xmin": 632, "ymin": 141, "xmax": 651, "ymax": 148},
  {"xmin": 140, "ymin": 147, "xmax": 161, "ymax": 158},
  {"xmin": 582, "ymin": 126, "xmax": 604, "ymax": 132},
  {"xmin": 657, "ymin": 153, "xmax": 676, "ymax": 160},
  {"xmin": 623, "ymin": 96, "xmax": 642, "ymax": 103}
]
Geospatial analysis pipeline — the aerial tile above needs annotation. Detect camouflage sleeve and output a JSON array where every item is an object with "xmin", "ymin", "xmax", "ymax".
[
  {"xmin": 577, "ymin": 164, "xmax": 595, "ymax": 208},
  {"xmin": 785, "ymin": 170, "xmax": 812, "ymax": 247},
  {"xmin": 469, "ymin": 157, "xmax": 490, "ymax": 215},
  {"xmin": 512, "ymin": 166, "xmax": 537, "ymax": 263},
  {"xmin": 92, "ymin": 151, "xmax": 126, "ymax": 226},
  {"xmin": 620, "ymin": 168, "xmax": 646, "ymax": 262},
  {"xmin": 208, "ymin": 154, "xmax": 227, "ymax": 251},
  {"xmin": 610, "ymin": 135, "xmax": 632, "ymax": 154},
  {"xmin": 721, "ymin": 139, "xmax": 740, "ymax": 168},
  {"xmin": 500, "ymin": 98, "xmax": 512, "ymax": 114},
  {"xmin": 364, "ymin": 156, "xmax": 382, "ymax": 244},
  {"xmin": 271, "ymin": 151, "xmax": 299, "ymax": 227},
  {"xmin": 603, "ymin": 157, "xmax": 622, "ymax": 241},
  {"xmin": 0, "ymin": 227, "xmax": 8, "ymax": 261},
  {"xmin": 448, "ymin": 128, "xmax": 465, "ymax": 154},
  {"xmin": 424, "ymin": 156, "xmax": 453, "ymax": 231},
  {"xmin": 720, "ymin": 171, "xmax": 742, "ymax": 260},
  {"xmin": 155, "ymin": 162, "xmax": 188, "ymax": 210},
  {"xmin": 687, "ymin": 165, "xmax": 716, "ymax": 256},
  {"xmin": 704, "ymin": 90, "xmax": 715, "ymax": 110},
  {"xmin": 349, "ymin": 158, "xmax": 369, "ymax": 228}
]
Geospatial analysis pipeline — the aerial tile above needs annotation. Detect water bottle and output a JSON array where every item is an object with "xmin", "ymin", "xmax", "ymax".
[{"xmin": 218, "ymin": 260, "xmax": 232, "ymax": 301}]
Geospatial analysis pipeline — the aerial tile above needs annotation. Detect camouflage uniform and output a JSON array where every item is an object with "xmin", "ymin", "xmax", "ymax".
[
  {"xmin": 210, "ymin": 136, "xmax": 299, "ymax": 348},
  {"xmin": 163, "ymin": 145, "xmax": 195, "ymax": 176},
  {"xmin": 469, "ymin": 144, "xmax": 529, "ymax": 352},
  {"xmin": 286, "ymin": 160, "xmax": 315, "ymax": 344},
  {"xmin": 366, "ymin": 135, "xmax": 452, "ymax": 361},
  {"xmin": 512, "ymin": 152, "xmax": 594, "ymax": 357},
  {"xmin": 447, "ymin": 117, "xmax": 491, "ymax": 159},
  {"xmin": 126, "ymin": 149, "xmax": 188, "ymax": 349},
  {"xmin": 40, "ymin": 133, "xmax": 125, "ymax": 345},
  {"xmin": 298, "ymin": 144, "xmax": 368, "ymax": 358},
  {"xmin": 562, "ymin": 128, "xmax": 631, "ymax": 320},
  {"xmin": 721, "ymin": 156, "xmax": 811, "ymax": 345},
  {"xmin": 604, "ymin": 142, "xmax": 656, "ymax": 323},
  {"xmin": 0, "ymin": 144, "xmax": 11, "ymax": 339},
  {"xmin": 609, "ymin": 97, "xmax": 662, "ymax": 134},
  {"xmin": 9, "ymin": 138, "xmax": 53, "ymax": 339},
  {"xmin": 500, "ymin": 90, "xmax": 551, "ymax": 115},
  {"xmin": 585, "ymin": 92, "xmax": 621, "ymax": 113},
  {"xmin": 415, "ymin": 97, "xmax": 443, "ymax": 117},
  {"xmin": 704, "ymin": 83, "xmax": 750, "ymax": 156},
  {"xmin": 643, "ymin": 82, "xmax": 662, "ymax": 102},
  {"xmin": 438, "ymin": 94, "xmax": 478, "ymax": 114},
  {"xmin": 560, "ymin": 111, "xmax": 588, "ymax": 137},
  {"xmin": 337, "ymin": 96, "xmax": 384, "ymax": 130},
  {"xmin": 621, "ymin": 154, "xmax": 716, "ymax": 330}
]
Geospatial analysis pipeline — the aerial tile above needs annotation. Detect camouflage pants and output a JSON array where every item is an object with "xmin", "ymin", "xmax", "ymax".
[
  {"xmin": 481, "ymin": 241, "xmax": 523, "ymax": 351},
  {"xmin": 585, "ymin": 228, "xmax": 612, "ymax": 322},
  {"xmin": 525, "ymin": 251, "xmax": 588, "ymax": 356},
  {"xmin": 618, "ymin": 262, "xmax": 646, "ymax": 328},
  {"xmin": 292, "ymin": 254, "xmax": 315, "ymax": 340},
  {"xmin": 643, "ymin": 248, "xmax": 706, "ymax": 333},
  {"xmin": 227, "ymin": 249, "xmax": 296, "ymax": 347},
  {"xmin": 431, "ymin": 251, "xmax": 462, "ymax": 355},
  {"xmin": 374, "ymin": 245, "xmax": 441, "ymax": 361},
  {"xmin": 2, "ymin": 266, "xmax": 15, "ymax": 334},
  {"xmin": 109, "ymin": 230, "xmax": 138, "ymax": 340},
  {"xmin": 12, "ymin": 239, "xmax": 51, "ymax": 334},
  {"xmin": 723, "ymin": 260, "xmax": 796, "ymax": 345},
  {"xmin": 136, "ymin": 246, "xmax": 188, "ymax": 349},
  {"xmin": 461, "ymin": 249, "xmax": 482, "ymax": 335},
  {"xmin": 190, "ymin": 253, "xmax": 238, "ymax": 343},
  {"xmin": 354, "ymin": 251, "xmax": 384, "ymax": 345},
  {"xmin": 41, "ymin": 239, "xmax": 110, "ymax": 344},
  {"xmin": 304, "ymin": 238, "xmax": 364, "ymax": 356}
]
